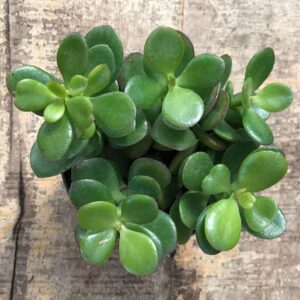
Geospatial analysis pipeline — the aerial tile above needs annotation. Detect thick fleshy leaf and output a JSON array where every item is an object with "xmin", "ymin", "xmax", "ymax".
[
  {"xmin": 238, "ymin": 150, "xmax": 288, "ymax": 192},
  {"xmin": 125, "ymin": 74, "xmax": 164, "ymax": 109},
  {"xmin": 180, "ymin": 152, "xmax": 213, "ymax": 191},
  {"xmin": 237, "ymin": 191, "xmax": 256, "ymax": 209},
  {"xmin": 244, "ymin": 196, "xmax": 278, "ymax": 232},
  {"xmin": 47, "ymin": 81, "xmax": 67, "ymax": 98},
  {"xmin": 243, "ymin": 208, "xmax": 286, "ymax": 239},
  {"xmin": 119, "ymin": 226, "xmax": 159, "ymax": 276},
  {"xmin": 15, "ymin": 79, "xmax": 57, "ymax": 111},
  {"xmin": 43, "ymin": 101, "xmax": 65, "ymax": 123},
  {"xmin": 241, "ymin": 77, "xmax": 253, "ymax": 109},
  {"xmin": 69, "ymin": 179, "xmax": 114, "ymax": 208},
  {"xmin": 157, "ymin": 178, "xmax": 181, "ymax": 211},
  {"xmin": 179, "ymin": 191, "xmax": 208, "ymax": 229},
  {"xmin": 244, "ymin": 47, "xmax": 275, "ymax": 91},
  {"xmin": 213, "ymin": 120, "xmax": 240, "ymax": 142},
  {"xmin": 119, "ymin": 52, "xmax": 145, "ymax": 90},
  {"xmin": 77, "ymin": 201, "xmax": 118, "ymax": 231},
  {"xmin": 195, "ymin": 207, "xmax": 220, "ymax": 255},
  {"xmin": 37, "ymin": 115, "xmax": 73, "ymax": 160},
  {"xmin": 175, "ymin": 30, "xmax": 195, "ymax": 76},
  {"xmin": 7, "ymin": 65, "xmax": 60, "ymax": 93},
  {"xmin": 85, "ymin": 25, "xmax": 123, "ymax": 82},
  {"xmin": 200, "ymin": 90, "xmax": 230, "ymax": 130},
  {"xmin": 125, "ymin": 223, "xmax": 164, "ymax": 262},
  {"xmin": 202, "ymin": 83, "xmax": 220, "ymax": 118},
  {"xmin": 205, "ymin": 199, "xmax": 241, "ymax": 251},
  {"xmin": 84, "ymin": 64, "xmax": 111, "ymax": 96},
  {"xmin": 57, "ymin": 33, "xmax": 88, "ymax": 86},
  {"xmin": 81, "ymin": 123, "xmax": 96, "ymax": 139},
  {"xmin": 121, "ymin": 194, "xmax": 158, "ymax": 224},
  {"xmin": 151, "ymin": 116, "xmax": 197, "ymax": 151},
  {"xmin": 144, "ymin": 26, "xmax": 184, "ymax": 76},
  {"xmin": 109, "ymin": 110, "xmax": 148, "ymax": 147},
  {"xmin": 169, "ymin": 198, "xmax": 193, "ymax": 244},
  {"xmin": 142, "ymin": 211, "xmax": 177, "ymax": 254},
  {"xmin": 127, "ymin": 176, "xmax": 161, "ymax": 199},
  {"xmin": 80, "ymin": 228, "xmax": 116, "ymax": 265},
  {"xmin": 128, "ymin": 157, "xmax": 171, "ymax": 189},
  {"xmin": 74, "ymin": 224, "xmax": 86, "ymax": 246},
  {"xmin": 242, "ymin": 107, "xmax": 274, "ymax": 145},
  {"xmin": 66, "ymin": 96, "xmax": 94, "ymax": 130},
  {"xmin": 251, "ymin": 83, "xmax": 293, "ymax": 112},
  {"xmin": 222, "ymin": 142, "xmax": 258, "ymax": 182},
  {"xmin": 92, "ymin": 92, "xmax": 136, "ymax": 138},
  {"xmin": 86, "ymin": 44, "xmax": 115, "ymax": 75},
  {"xmin": 162, "ymin": 86, "xmax": 204, "ymax": 130},
  {"xmin": 68, "ymin": 75, "xmax": 88, "ymax": 96},
  {"xmin": 71, "ymin": 158, "xmax": 120, "ymax": 195},
  {"xmin": 177, "ymin": 54, "xmax": 225, "ymax": 90},
  {"xmin": 220, "ymin": 54, "xmax": 232, "ymax": 88},
  {"xmin": 143, "ymin": 99, "xmax": 162, "ymax": 124},
  {"xmin": 202, "ymin": 164, "xmax": 231, "ymax": 195}
]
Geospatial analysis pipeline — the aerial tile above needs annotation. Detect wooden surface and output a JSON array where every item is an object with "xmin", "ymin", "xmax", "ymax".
[{"xmin": 0, "ymin": 0, "xmax": 299, "ymax": 299}]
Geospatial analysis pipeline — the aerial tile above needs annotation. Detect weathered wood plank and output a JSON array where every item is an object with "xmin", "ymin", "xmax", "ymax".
[
  {"xmin": 174, "ymin": 0, "xmax": 300, "ymax": 299},
  {"xmin": 7, "ymin": 0, "xmax": 185, "ymax": 299},
  {"xmin": 0, "ymin": 0, "xmax": 22, "ymax": 299}
]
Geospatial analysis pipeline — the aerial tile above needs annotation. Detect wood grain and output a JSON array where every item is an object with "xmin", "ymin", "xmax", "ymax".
[{"xmin": 0, "ymin": 0, "xmax": 299, "ymax": 299}]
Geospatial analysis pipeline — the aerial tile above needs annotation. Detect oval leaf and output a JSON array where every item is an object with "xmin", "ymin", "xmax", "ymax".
[
  {"xmin": 127, "ymin": 176, "xmax": 161, "ymax": 199},
  {"xmin": 43, "ymin": 102, "xmax": 65, "ymax": 123}
]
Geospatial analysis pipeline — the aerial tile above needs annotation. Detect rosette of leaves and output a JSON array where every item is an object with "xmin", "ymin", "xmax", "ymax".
[
  {"xmin": 170, "ymin": 144, "xmax": 288, "ymax": 254},
  {"xmin": 69, "ymin": 158, "xmax": 176, "ymax": 275},
  {"xmin": 7, "ymin": 25, "xmax": 137, "ymax": 176}
]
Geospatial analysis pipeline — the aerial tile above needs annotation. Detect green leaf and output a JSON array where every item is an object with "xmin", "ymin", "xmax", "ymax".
[
  {"xmin": 37, "ymin": 115, "xmax": 73, "ymax": 160},
  {"xmin": 151, "ymin": 116, "xmax": 197, "ymax": 151},
  {"xmin": 66, "ymin": 96, "xmax": 94, "ymax": 130},
  {"xmin": 177, "ymin": 54, "xmax": 225, "ymax": 90},
  {"xmin": 205, "ymin": 199, "xmax": 241, "ymax": 251},
  {"xmin": 175, "ymin": 30, "xmax": 195, "ymax": 76},
  {"xmin": 220, "ymin": 54, "xmax": 232, "ymax": 88},
  {"xmin": 144, "ymin": 27, "xmax": 184, "ymax": 77},
  {"xmin": 80, "ymin": 228, "xmax": 116, "ymax": 265},
  {"xmin": 47, "ymin": 81, "xmax": 67, "ymax": 98},
  {"xmin": 202, "ymin": 83, "xmax": 220, "ymax": 118},
  {"xmin": 200, "ymin": 90, "xmax": 229, "ymax": 131},
  {"xmin": 241, "ymin": 77, "xmax": 253, "ymax": 108},
  {"xmin": 180, "ymin": 152, "xmax": 213, "ymax": 191},
  {"xmin": 119, "ymin": 226, "xmax": 159, "ymax": 276},
  {"xmin": 6, "ymin": 65, "xmax": 60, "ymax": 93},
  {"xmin": 77, "ymin": 201, "xmax": 118, "ymax": 231},
  {"xmin": 84, "ymin": 64, "xmax": 111, "ymax": 96},
  {"xmin": 57, "ymin": 33, "xmax": 88, "ymax": 86},
  {"xmin": 195, "ymin": 207, "xmax": 220, "ymax": 255},
  {"xmin": 244, "ymin": 196, "xmax": 278, "ymax": 232},
  {"xmin": 243, "ymin": 208, "xmax": 286, "ymax": 239},
  {"xmin": 43, "ymin": 102, "xmax": 65, "ymax": 123},
  {"xmin": 157, "ymin": 178, "xmax": 181, "ymax": 210},
  {"xmin": 71, "ymin": 158, "xmax": 120, "ymax": 195},
  {"xmin": 169, "ymin": 198, "xmax": 192, "ymax": 244},
  {"xmin": 128, "ymin": 157, "xmax": 171, "ymax": 189},
  {"xmin": 86, "ymin": 44, "xmax": 115, "ymax": 75},
  {"xmin": 74, "ymin": 224, "xmax": 86, "ymax": 246},
  {"xmin": 213, "ymin": 120, "xmax": 240, "ymax": 142},
  {"xmin": 92, "ymin": 92, "xmax": 136, "ymax": 138},
  {"xmin": 69, "ymin": 179, "xmax": 114, "ymax": 208},
  {"xmin": 81, "ymin": 122, "xmax": 96, "ymax": 139},
  {"xmin": 109, "ymin": 110, "xmax": 148, "ymax": 147},
  {"xmin": 222, "ymin": 141, "xmax": 258, "ymax": 182},
  {"xmin": 68, "ymin": 75, "xmax": 88, "ymax": 96},
  {"xmin": 238, "ymin": 150, "xmax": 288, "ymax": 192},
  {"xmin": 142, "ymin": 211, "xmax": 177, "ymax": 254},
  {"xmin": 125, "ymin": 74, "xmax": 164, "ymax": 109},
  {"xmin": 242, "ymin": 107, "xmax": 274, "ymax": 145},
  {"xmin": 251, "ymin": 83, "xmax": 293, "ymax": 112},
  {"xmin": 15, "ymin": 79, "xmax": 57, "ymax": 111},
  {"xmin": 85, "ymin": 25, "xmax": 123, "ymax": 82},
  {"xmin": 162, "ymin": 86, "xmax": 204, "ymax": 130},
  {"xmin": 127, "ymin": 176, "xmax": 161, "ymax": 199},
  {"xmin": 202, "ymin": 164, "xmax": 231, "ymax": 195},
  {"xmin": 179, "ymin": 191, "xmax": 208, "ymax": 229},
  {"xmin": 121, "ymin": 194, "xmax": 158, "ymax": 224},
  {"xmin": 244, "ymin": 47, "xmax": 275, "ymax": 91},
  {"xmin": 119, "ymin": 52, "xmax": 145, "ymax": 90}
]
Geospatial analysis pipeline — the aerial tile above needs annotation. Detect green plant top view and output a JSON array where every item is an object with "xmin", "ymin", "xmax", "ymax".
[{"xmin": 7, "ymin": 25, "xmax": 293, "ymax": 276}]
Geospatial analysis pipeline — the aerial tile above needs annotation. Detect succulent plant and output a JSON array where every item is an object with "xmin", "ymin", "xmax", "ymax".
[{"xmin": 7, "ymin": 25, "xmax": 293, "ymax": 276}]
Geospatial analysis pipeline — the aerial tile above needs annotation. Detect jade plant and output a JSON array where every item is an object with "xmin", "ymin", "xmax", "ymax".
[{"xmin": 7, "ymin": 25, "xmax": 293, "ymax": 276}]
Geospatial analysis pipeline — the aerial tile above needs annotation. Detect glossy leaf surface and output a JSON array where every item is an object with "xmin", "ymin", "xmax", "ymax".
[{"xmin": 127, "ymin": 176, "xmax": 161, "ymax": 199}]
